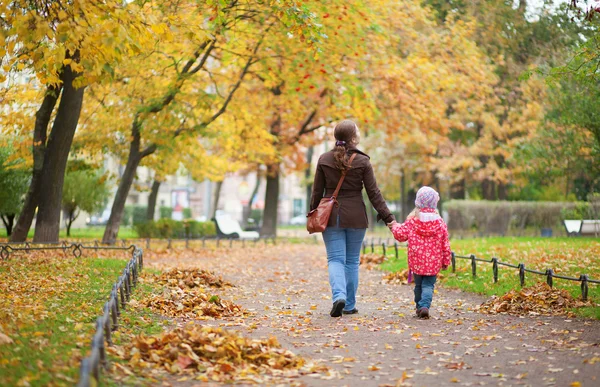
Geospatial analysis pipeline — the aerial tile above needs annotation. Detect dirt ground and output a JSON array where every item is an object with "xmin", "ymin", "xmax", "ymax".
[{"xmin": 145, "ymin": 244, "xmax": 600, "ymax": 387}]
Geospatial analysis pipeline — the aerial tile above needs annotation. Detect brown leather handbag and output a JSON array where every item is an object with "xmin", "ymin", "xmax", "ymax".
[{"xmin": 306, "ymin": 153, "xmax": 357, "ymax": 234}]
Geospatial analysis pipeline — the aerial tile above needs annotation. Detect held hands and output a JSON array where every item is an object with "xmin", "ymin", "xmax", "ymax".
[{"xmin": 387, "ymin": 220, "xmax": 398, "ymax": 232}]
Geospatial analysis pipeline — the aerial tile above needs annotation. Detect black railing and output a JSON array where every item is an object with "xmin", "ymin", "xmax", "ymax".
[
  {"xmin": 452, "ymin": 253, "xmax": 600, "ymax": 301},
  {"xmin": 360, "ymin": 237, "xmax": 599, "ymax": 301},
  {"xmin": 0, "ymin": 243, "xmax": 143, "ymax": 386}
]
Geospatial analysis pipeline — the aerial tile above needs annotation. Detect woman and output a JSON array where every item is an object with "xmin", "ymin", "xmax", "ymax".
[{"xmin": 310, "ymin": 119, "xmax": 396, "ymax": 317}]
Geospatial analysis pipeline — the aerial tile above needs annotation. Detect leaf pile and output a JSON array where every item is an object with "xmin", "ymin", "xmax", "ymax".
[
  {"xmin": 360, "ymin": 253, "xmax": 386, "ymax": 269},
  {"xmin": 141, "ymin": 288, "xmax": 243, "ymax": 319},
  {"xmin": 151, "ymin": 268, "xmax": 233, "ymax": 289},
  {"xmin": 108, "ymin": 324, "xmax": 327, "ymax": 383},
  {"xmin": 478, "ymin": 282, "xmax": 589, "ymax": 316},
  {"xmin": 383, "ymin": 269, "xmax": 410, "ymax": 285}
]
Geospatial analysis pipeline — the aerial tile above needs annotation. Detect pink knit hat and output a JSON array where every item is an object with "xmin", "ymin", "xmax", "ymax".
[{"xmin": 415, "ymin": 186, "xmax": 439, "ymax": 209}]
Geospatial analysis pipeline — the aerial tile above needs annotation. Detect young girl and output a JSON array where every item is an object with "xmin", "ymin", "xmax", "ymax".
[{"xmin": 390, "ymin": 186, "xmax": 451, "ymax": 319}]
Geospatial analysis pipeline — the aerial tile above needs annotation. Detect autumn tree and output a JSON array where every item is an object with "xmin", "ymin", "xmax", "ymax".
[
  {"xmin": 74, "ymin": 1, "xmax": 320, "ymax": 244},
  {"xmin": 1, "ymin": 0, "xmax": 152, "ymax": 242}
]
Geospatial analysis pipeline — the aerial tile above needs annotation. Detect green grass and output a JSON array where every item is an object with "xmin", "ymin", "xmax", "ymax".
[
  {"xmin": 0, "ymin": 226, "xmax": 139, "ymax": 240},
  {"xmin": 377, "ymin": 236, "xmax": 600, "ymax": 319},
  {"xmin": 0, "ymin": 252, "xmax": 163, "ymax": 386}
]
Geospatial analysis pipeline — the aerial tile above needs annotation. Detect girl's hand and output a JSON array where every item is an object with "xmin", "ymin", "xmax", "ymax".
[{"xmin": 387, "ymin": 221, "xmax": 398, "ymax": 231}]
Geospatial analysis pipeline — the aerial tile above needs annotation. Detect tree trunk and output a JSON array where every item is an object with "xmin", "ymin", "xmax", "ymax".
[
  {"xmin": 481, "ymin": 180, "xmax": 496, "ymax": 201},
  {"xmin": 10, "ymin": 85, "xmax": 61, "ymax": 242},
  {"xmin": 497, "ymin": 183, "xmax": 508, "ymax": 200},
  {"xmin": 65, "ymin": 209, "xmax": 78, "ymax": 237},
  {"xmin": 102, "ymin": 147, "xmax": 142, "ymax": 244},
  {"xmin": 242, "ymin": 170, "xmax": 261, "ymax": 228},
  {"xmin": 305, "ymin": 146, "xmax": 314, "ymax": 212},
  {"xmin": 147, "ymin": 180, "xmax": 161, "ymax": 221},
  {"xmin": 450, "ymin": 179, "xmax": 466, "ymax": 199},
  {"xmin": 210, "ymin": 180, "xmax": 224, "ymax": 219},
  {"xmin": 261, "ymin": 164, "xmax": 279, "ymax": 237},
  {"xmin": 34, "ymin": 64, "xmax": 85, "ymax": 243},
  {"xmin": 1, "ymin": 214, "xmax": 15, "ymax": 236}
]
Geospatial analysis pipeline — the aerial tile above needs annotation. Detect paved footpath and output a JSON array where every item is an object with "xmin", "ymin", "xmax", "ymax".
[{"xmin": 146, "ymin": 244, "xmax": 600, "ymax": 387}]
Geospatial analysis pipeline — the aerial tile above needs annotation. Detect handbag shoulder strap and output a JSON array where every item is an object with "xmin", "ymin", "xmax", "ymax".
[{"xmin": 332, "ymin": 153, "xmax": 357, "ymax": 199}]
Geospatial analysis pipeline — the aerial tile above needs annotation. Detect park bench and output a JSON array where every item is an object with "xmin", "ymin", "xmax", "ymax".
[
  {"xmin": 563, "ymin": 219, "xmax": 600, "ymax": 237},
  {"xmin": 214, "ymin": 213, "xmax": 260, "ymax": 240}
]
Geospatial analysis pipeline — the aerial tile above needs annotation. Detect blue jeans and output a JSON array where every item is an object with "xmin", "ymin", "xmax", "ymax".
[
  {"xmin": 413, "ymin": 274, "xmax": 437, "ymax": 309},
  {"xmin": 322, "ymin": 225, "xmax": 366, "ymax": 311}
]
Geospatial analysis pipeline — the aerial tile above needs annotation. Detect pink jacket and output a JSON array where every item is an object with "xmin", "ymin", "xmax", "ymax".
[{"xmin": 391, "ymin": 208, "xmax": 451, "ymax": 276}]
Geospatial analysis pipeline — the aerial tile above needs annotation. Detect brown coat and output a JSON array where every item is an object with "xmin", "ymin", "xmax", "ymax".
[{"xmin": 309, "ymin": 147, "xmax": 395, "ymax": 229}]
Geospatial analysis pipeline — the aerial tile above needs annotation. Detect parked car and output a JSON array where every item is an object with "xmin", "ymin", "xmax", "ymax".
[{"xmin": 289, "ymin": 215, "xmax": 307, "ymax": 226}]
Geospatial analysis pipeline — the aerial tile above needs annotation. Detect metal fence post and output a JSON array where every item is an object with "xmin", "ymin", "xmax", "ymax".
[
  {"xmin": 470, "ymin": 254, "xmax": 476, "ymax": 277},
  {"xmin": 451, "ymin": 252, "xmax": 456, "ymax": 273},
  {"xmin": 546, "ymin": 269, "xmax": 553, "ymax": 287},
  {"xmin": 371, "ymin": 239, "xmax": 374, "ymax": 253},
  {"xmin": 492, "ymin": 258, "xmax": 498, "ymax": 283},
  {"xmin": 581, "ymin": 274, "xmax": 589, "ymax": 301},
  {"xmin": 382, "ymin": 243, "xmax": 386, "ymax": 257},
  {"xmin": 362, "ymin": 242, "xmax": 366, "ymax": 255},
  {"xmin": 394, "ymin": 242, "xmax": 398, "ymax": 260},
  {"xmin": 518, "ymin": 263, "xmax": 525, "ymax": 287}
]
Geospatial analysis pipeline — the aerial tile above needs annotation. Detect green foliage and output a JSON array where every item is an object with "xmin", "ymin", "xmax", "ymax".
[
  {"xmin": 561, "ymin": 202, "xmax": 593, "ymax": 220},
  {"xmin": 159, "ymin": 206, "xmax": 173, "ymax": 220},
  {"xmin": 186, "ymin": 220, "xmax": 216, "ymax": 238},
  {"xmin": 132, "ymin": 206, "xmax": 147, "ymax": 226},
  {"xmin": 122, "ymin": 206, "xmax": 133, "ymax": 226},
  {"xmin": 0, "ymin": 147, "xmax": 29, "ymax": 218},
  {"xmin": 122, "ymin": 205, "xmax": 147, "ymax": 226},
  {"xmin": 445, "ymin": 200, "xmax": 590, "ymax": 235},
  {"xmin": 134, "ymin": 220, "xmax": 216, "ymax": 239},
  {"xmin": 62, "ymin": 170, "xmax": 110, "ymax": 215},
  {"xmin": 183, "ymin": 208, "xmax": 192, "ymax": 219},
  {"xmin": 62, "ymin": 169, "xmax": 110, "ymax": 235}
]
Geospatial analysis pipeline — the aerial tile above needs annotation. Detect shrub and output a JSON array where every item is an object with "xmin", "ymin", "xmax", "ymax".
[
  {"xmin": 561, "ymin": 202, "xmax": 592, "ymax": 220},
  {"xmin": 159, "ymin": 206, "xmax": 173, "ymax": 219},
  {"xmin": 135, "ymin": 220, "xmax": 216, "ymax": 239},
  {"xmin": 186, "ymin": 220, "xmax": 216, "ymax": 238},
  {"xmin": 183, "ymin": 208, "xmax": 192, "ymax": 219},
  {"xmin": 122, "ymin": 206, "xmax": 133, "ymax": 226},
  {"xmin": 132, "ymin": 205, "xmax": 147, "ymax": 225},
  {"xmin": 445, "ymin": 200, "xmax": 589, "ymax": 236}
]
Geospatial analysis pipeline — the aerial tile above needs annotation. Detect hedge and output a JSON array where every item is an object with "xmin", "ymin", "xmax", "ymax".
[
  {"xmin": 159, "ymin": 206, "xmax": 173, "ymax": 219},
  {"xmin": 445, "ymin": 200, "xmax": 595, "ymax": 235},
  {"xmin": 134, "ymin": 219, "xmax": 216, "ymax": 239}
]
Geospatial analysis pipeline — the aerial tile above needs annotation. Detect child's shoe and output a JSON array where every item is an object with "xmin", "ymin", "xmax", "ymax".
[
  {"xmin": 418, "ymin": 308, "xmax": 430, "ymax": 319},
  {"xmin": 415, "ymin": 308, "xmax": 421, "ymax": 317}
]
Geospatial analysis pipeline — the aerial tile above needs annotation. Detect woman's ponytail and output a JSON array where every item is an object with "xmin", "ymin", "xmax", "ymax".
[{"xmin": 333, "ymin": 120, "xmax": 359, "ymax": 172}]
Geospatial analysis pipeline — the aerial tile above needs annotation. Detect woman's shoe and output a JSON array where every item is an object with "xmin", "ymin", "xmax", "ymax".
[
  {"xmin": 330, "ymin": 299, "xmax": 346, "ymax": 317},
  {"xmin": 342, "ymin": 308, "xmax": 358, "ymax": 315}
]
